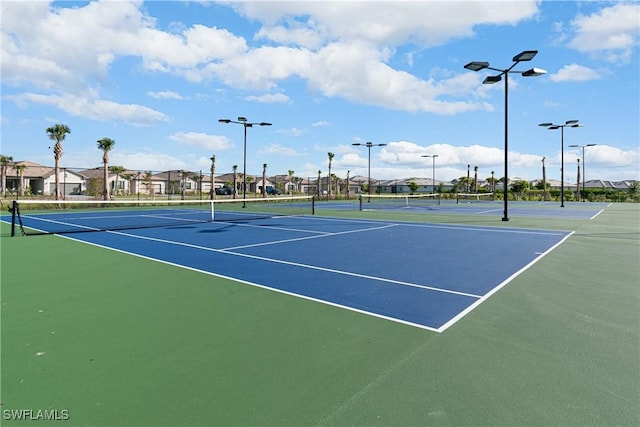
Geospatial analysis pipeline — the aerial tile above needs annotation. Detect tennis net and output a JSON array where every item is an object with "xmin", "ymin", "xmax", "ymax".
[
  {"xmin": 456, "ymin": 192, "xmax": 495, "ymax": 204},
  {"xmin": 9, "ymin": 196, "xmax": 315, "ymax": 236},
  {"xmin": 359, "ymin": 193, "xmax": 440, "ymax": 211}
]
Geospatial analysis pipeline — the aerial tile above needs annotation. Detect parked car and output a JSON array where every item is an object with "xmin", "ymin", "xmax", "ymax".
[
  {"xmin": 215, "ymin": 186, "xmax": 233, "ymax": 195},
  {"xmin": 265, "ymin": 186, "xmax": 280, "ymax": 195}
]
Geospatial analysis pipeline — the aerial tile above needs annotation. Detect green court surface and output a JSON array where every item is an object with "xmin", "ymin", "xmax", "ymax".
[{"xmin": 1, "ymin": 202, "xmax": 638, "ymax": 426}]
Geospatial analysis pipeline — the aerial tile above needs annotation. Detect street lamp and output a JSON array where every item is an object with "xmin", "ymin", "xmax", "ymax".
[
  {"xmin": 218, "ymin": 116, "xmax": 272, "ymax": 207},
  {"xmin": 569, "ymin": 143, "xmax": 596, "ymax": 202},
  {"xmin": 538, "ymin": 120, "xmax": 583, "ymax": 207},
  {"xmin": 464, "ymin": 50, "xmax": 546, "ymax": 221},
  {"xmin": 422, "ymin": 154, "xmax": 438, "ymax": 193},
  {"xmin": 352, "ymin": 142, "xmax": 386, "ymax": 195}
]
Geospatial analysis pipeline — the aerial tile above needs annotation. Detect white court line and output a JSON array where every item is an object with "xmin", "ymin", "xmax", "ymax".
[
  {"xmin": 222, "ymin": 223, "xmax": 398, "ymax": 250},
  {"xmin": 106, "ymin": 229, "xmax": 482, "ymax": 299},
  {"xmin": 590, "ymin": 209, "xmax": 605, "ymax": 220},
  {"xmin": 437, "ymin": 230, "xmax": 575, "ymax": 332},
  {"xmin": 55, "ymin": 233, "xmax": 442, "ymax": 333},
  {"xmin": 476, "ymin": 208, "xmax": 502, "ymax": 214}
]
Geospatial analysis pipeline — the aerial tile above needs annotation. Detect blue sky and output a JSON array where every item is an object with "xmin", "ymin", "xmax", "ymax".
[{"xmin": 1, "ymin": 0, "xmax": 639, "ymax": 183}]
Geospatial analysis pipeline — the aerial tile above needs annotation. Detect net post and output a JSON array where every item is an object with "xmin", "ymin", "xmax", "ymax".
[
  {"xmin": 210, "ymin": 200, "xmax": 215, "ymax": 221},
  {"xmin": 358, "ymin": 195, "xmax": 363, "ymax": 211},
  {"xmin": 311, "ymin": 196, "xmax": 315, "ymax": 215},
  {"xmin": 10, "ymin": 200, "xmax": 17, "ymax": 237}
]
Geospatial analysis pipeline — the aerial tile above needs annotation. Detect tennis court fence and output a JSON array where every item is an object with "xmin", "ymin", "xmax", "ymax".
[{"xmin": 8, "ymin": 196, "xmax": 315, "ymax": 236}]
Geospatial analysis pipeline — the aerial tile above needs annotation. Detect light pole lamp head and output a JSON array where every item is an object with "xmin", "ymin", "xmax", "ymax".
[
  {"xmin": 464, "ymin": 61, "xmax": 489, "ymax": 71},
  {"xmin": 259, "ymin": 122, "xmax": 272, "ymax": 126},
  {"xmin": 538, "ymin": 122, "xmax": 554, "ymax": 127},
  {"xmin": 483, "ymin": 75, "xmax": 502, "ymax": 84},
  {"xmin": 522, "ymin": 67, "xmax": 547, "ymax": 77},
  {"xmin": 513, "ymin": 50, "xmax": 538, "ymax": 62},
  {"xmin": 218, "ymin": 119, "xmax": 231, "ymax": 123},
  {"xmin": 237, "ymin": 117, "xmax": 247, "ymax": 122}
]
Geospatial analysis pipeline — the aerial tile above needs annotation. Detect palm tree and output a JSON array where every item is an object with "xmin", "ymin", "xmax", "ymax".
[
  {"xmin": 210, "ymin": 155, "xmax": 216, "ymax": 200},
  {"xmin": 110, "ymin": 165, "xmax": 126, "ymax": 196},
  {"xmin": 232, "ymin": 165, "xmax": 238, "ymax": 199},
  {"xmin": 0, "ymin": 155, "xmax": 13, "ymax": 197},
  {"xmin": 327, "ymin": 152, "xmax": 335, "ymax": 198},
  {"xmin": 288, "ymin": 170, "xmax": 294, "ymax": 195},
  {"xmin": 473, "ymin": 166, "xmax": 478, "ymax": 193},
  {"xmin": 13, "ymin": 163, "xmax": 26, "ymax": 197},
  {"xmin": 346, "ymin": 170, "xmax": 350, "ymax": 199},
  {"xmin": 97, "ymin": 137, "xmax": 115, "ymax": 200},
  {"xmin": 246, "ymin": 175, "xmax": 255, "ymax": 195},
  {"xmin": 143, "ymin": 171, "xmax": 153, "ymax": 196},
  {"xmin": 46, "ymin": 124, "xmax": 71, "ymax": 200},
  {"xmin": 262, "ymin": 163, "xmax": 267, "ymax": 198},
  {"xmin": 120, "ymin": 172, "xmax": 134, "ymax": 195}
]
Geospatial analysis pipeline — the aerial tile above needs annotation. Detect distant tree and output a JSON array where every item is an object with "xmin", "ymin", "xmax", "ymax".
[
  {"xmin": 262, "ymin": 163, "xmax": 267, "ymax": 198},
  {"xmin": 97, "ymin": 137, "xmax": 115, "ymax": 200},
  {"xmin": 288, "ymin": 170, "xmax": 294, "ymax": 195},
  {"xmin": 0, "ymin": 155, "xmax": 13, "ymax": 197},
  {"xmin": 510, "ymin": 180, "xmax": 529, "ymax": 200},
  {"xmin": 628, "ymin": 181, "xmax": 639, "ymax": 200},
  {"xmin": 246, "ymin": 175, "xmax": 254, "ymax": 195},
  {"xmin": 327, "ymin": 152, "xmax": 335, "ymax": 198},
  {"xmin": 110, "ymin": 165, "xmax": 126, "ymax": 196},
  {"xmin": 120, "ymin": 172, "xmax": 134, "ymax": 195},
  {"xmin": 210, "ymin": 155, "xmax": 216, "ymax": 200},
  {"xmin": 143, "ymin": 171, "xmax": 153, "ymax": 195},
  {"xmin": 13, "ymin": 163, "xmax": 26, "ymax": 197},
  {"xmin": 407, "ymin": 178, "xmax": 419, "ymax": 194},
  {"xmin": 46, "ymin": 124, "xmax": 71, "ymax": 200},
  {"xmin": 473, "ymin": 166, "xmax": 478, "ymax": 193},
  {"xmin": 232, "ymin": 165, "xmax": 238, "ymax": 199}
]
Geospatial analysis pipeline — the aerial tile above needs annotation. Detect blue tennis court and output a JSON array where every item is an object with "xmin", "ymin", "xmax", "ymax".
[{"xmin": 14, "ymin": 206, "xmax": 573, "ymax": 332}]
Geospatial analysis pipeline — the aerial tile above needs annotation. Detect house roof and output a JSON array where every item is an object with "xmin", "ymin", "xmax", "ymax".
[{"xmin": 11, "ymin": 161, "xmax": 54, "ymax": 178}]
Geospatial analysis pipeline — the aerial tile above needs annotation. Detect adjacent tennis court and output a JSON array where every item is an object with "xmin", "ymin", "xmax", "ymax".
[{"xmin": 1, "ymin": 199, "xmax": 638, "ymax": 426}]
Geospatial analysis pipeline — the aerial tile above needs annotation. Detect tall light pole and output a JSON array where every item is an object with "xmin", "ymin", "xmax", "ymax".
[
  {"xmin": 422, "ymin": 154, "xmax": 438, "ymax": 193},
  {"xmin": 569, "ymin": 143, "xmax": 596, "ymax": 202},
  {"xmin": 352, "ymin": 142, "xmax": 386, "ymax": 196},
  {"xmin": 464, "ymin": 50, "xmax": 546, "ymax": 221},
  {"xmin": 218, "ymin": 116, "xmax": 272, "ymax": 207},
  {"xmin": 538, "ymin": 120, "xmax": 583, "ymax": 207}
]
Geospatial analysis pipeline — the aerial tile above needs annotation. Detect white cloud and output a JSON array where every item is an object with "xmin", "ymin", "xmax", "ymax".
[
  {"xmin": 0, "ymin": 1, "xmax": 531, "ymax": 115},
  {"xmin": 276, "ymin": 128, "xmax": 305, "ymax": 137},
  {"xmin": 311, "ymin": 120, "xmax": 330, "ymax": 127},
  {"xmin": 168, "ymin": 132, "xmax": 233, "ymax": 150},
  {"xmin": 245, "ymin": 92, "xmax": 290, "ymax": 103},
  {"xmin": 550, "ymin": 64, "xmax": 602, "ymax": 82},
  {"xmin": 147, "ymin": 91, "xmax": 185, "ymax": 100},
  {"xmin": 230, "ymin": 1, "xmax": 539, "ymax": 47},
  {"xmin": 258, "ymin": 143, "xmax": 303, "ymax": 157},
  {"xmin": 567, "ymin": 3, "xmax": 640, "ymax": 62},
  {"xmin": 5, "ymin": 93, "xmax": 168, "ymax": 126}
]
